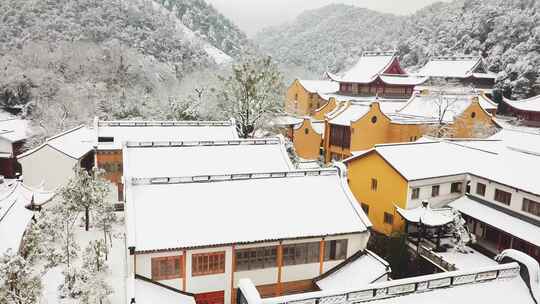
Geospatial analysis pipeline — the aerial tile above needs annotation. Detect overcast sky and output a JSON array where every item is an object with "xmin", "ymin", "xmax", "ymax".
[{"xmin": 206, "ymin": 0, "xmax": 451, "ymax": 36}]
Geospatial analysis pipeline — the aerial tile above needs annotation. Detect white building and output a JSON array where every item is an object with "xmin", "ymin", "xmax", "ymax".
[
  {"xmin": 94, "ymin": 119, "xmax": 240, "ymax": 201},
  {"xmin": 238, "ymin": 249, "xmax": 540, "ymax": 304},
  {"xmin": 124, "ymin": 166, "xmax": 373, "ymax": 304},
  {"xmin": 17, "ymin": 125, "xmax": 94, "ymax": 191},
  {"xmin": 345, "ymin": 128, "xmax": 540, "ymax": 261},
  {"xmin": 0, "ymin": 111, "xmax": 31, "ymax": 178},
  {"xmin": 0, "ymin": 180, "xmax": 55, "ymax": 254}
]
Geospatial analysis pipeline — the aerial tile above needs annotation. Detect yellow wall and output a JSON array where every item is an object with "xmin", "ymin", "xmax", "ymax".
[
  {"xmin": 350, "ymin": 103, "xmax": 392, "ymax": 152},
  {"xmin": 346, "ymin": 151, "xmax": 409, "ymax": 235},
  {"xmin": 312, "ymin": 98, "xmax": 338, "ymax": 121},
  {"xmin": 293, "ymin": 120, "xmax": 323, "ymax": 160},
  {"xmin": 452, "ymin": 101, "xmax": 496, "ymax": 138},
  {"xmin": 388, "ymin": 123, "xmax": 424, "ymax": 143},
  {"xmin": 285, "ymin": 80, "xmax": 323, "ymax": 116}
]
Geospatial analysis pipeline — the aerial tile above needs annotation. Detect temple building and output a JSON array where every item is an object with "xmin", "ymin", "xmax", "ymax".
[
  {"xmin": 93, "ymin": 118, "xmax": 239, "ymax": 201},
  {"xmin": 285, "ymin": 80, "xmax": 339, "ymax": 116},
  {"xmin": 500, "ymin": 95, "xmax": 540, "ymax": 125},
  {"xmin": 415, "ymin": 56, "xmax": 497, "ymax": 90},
  {"xmin": 0, "ymin": 111, "xmax": 30, "ymax": 178},
  {"xmin": 343, "ymin": 130, "xmax": 540, "ymax": 263},
  {"xmin": 124, "ymin": 166, "xmax": 374, "ymax": 304},
  {"xmin": 325, "ymin": 51, "xmax": 427, "ymax": 98},
  {"xmin": 312, "ymin": 90, "xmax": 497, "ymax": 162}
]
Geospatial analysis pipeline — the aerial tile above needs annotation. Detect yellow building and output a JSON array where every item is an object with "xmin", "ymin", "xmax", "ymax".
[
  {"xmin": 285, "ymin": 79, "xmax": 338, "ymax": 116},
  {"xmin": 343, "ymin": 140, "xmax": 486, "ymax": 235},
  {"xmin": 292, "ymin": 118, "xmax": 324, "ymax": 160},
  {"xmin": 321, "ymin": 92, "xmax": 499, "ymax": 162}
]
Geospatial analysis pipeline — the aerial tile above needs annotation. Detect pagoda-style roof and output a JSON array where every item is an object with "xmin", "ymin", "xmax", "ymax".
[
  {"xmin": 503, "ymin": 95, "xmax": 540, "ymax": 113},
  {"xmin": 415, "ymin": 56, "xmax": 497, "ymax": 80},
  {"xmin": 396, "ymin": 201, "xmax": 456, "ymax": 227},
  {"xmin": 326, "ymin": 51, "xmax": 427, "ymax": 86}
]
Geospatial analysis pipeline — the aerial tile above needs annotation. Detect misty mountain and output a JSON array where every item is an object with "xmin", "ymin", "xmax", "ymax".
[{"xmin": 255, "ymin": 0, "xmax": 539, "ymax": 98}]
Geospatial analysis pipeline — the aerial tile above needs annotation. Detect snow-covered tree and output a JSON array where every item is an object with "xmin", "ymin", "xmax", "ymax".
[
  {"xmin": 82, "ymin": 240, "xmax": 108, "ymax": 273},
  {"xmin": 60, "ymin": 167, "xmax": 110, "ymax": 231},
  {"xmin": 0, "ymin": 250, "xmax": 42, "ymax": 304},
  {"xmin": 215, "ymin": 56, "xmax": 285, "ymax": 138}
]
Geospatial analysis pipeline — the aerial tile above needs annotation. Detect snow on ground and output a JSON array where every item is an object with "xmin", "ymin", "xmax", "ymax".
[
  {"xmin": 41, "ymin": 220, "xmax": 127, "ymax": 304},
  {"xmin": 438, "ymin": 246, "xmax": 497, "ymax": 270}
]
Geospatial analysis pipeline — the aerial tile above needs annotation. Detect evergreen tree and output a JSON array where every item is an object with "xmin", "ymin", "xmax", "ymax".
[{"xmin": 215, "ymin": 56, "xmax": 285, "ymax": 138}]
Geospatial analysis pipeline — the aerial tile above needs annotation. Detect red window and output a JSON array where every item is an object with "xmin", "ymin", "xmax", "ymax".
[
  {"xmin": 151, "ymin": 256, "xmax": 183, "ymax": 281},
  {"xmin": 192, "ymin": 252, "xmax": 226, "ymax": 276}
]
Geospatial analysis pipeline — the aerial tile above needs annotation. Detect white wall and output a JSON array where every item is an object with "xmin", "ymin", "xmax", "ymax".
[
  {"xmin": 134, "ymin": 232, "xmax": 369, "ymax": 304},
  {"xmin": 0, "ymin": 138, "xmax": 13, "ymax": 155},
  {"xmin": 19, "ymin": 145, "xmax": 78, "ymax": 190},
  {"xmin": 469, "ymin": 176, "xmax": 540, "ymax": 222},
  {"xmin": 407, "ymin": 174, "xmax": 468, "ymax": 208}
]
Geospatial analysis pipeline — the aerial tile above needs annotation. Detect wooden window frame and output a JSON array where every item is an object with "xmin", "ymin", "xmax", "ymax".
[
  {"xmin": 151, "ymin": 255, "xmax": 183, "ymax": 281},
  {"xmin": 450, "ymin": 182, "xmax": 463, "ymax": 194},
  {"xmin": 523, "ymin": 198, "xmax": 540, "ymax": 217},
  {"xmin": 431, "ymin": 185, "xmax": 440, "ymax": 197},
  {"xmin": 361, "ymin": 203, "xmax": 369, "ymax": 215},
  {"xmin": 235, "ymin": 246, "xmax": 277, "ymax": 271},
  {"xmin": 411, "ymin": 188, "xmax": 420, "ymax": 200},
  {"xmin": 383, "ymin": 212, "xmax": 394, "ymax": 225},
  {"xmin": 476, "ymin": 182, "xmax": 486, "ymax": 196},
  {"xmin": 371, "ymin": 178, "xmax": 378, "ymax": 191},
  {"xmin": 192, "ymin": 251, "xmax": 226, "ymax": 276},
  {"xmin": 324, "ymin": 239, "xmax": 348, "ymax": 261},
  {"xmin": 494, "ymin": 189, "xmax": 512, "ymax": 205},
  {"xmin": 282, "ymin": 242, "xmax": 320, "ymax": 266}
]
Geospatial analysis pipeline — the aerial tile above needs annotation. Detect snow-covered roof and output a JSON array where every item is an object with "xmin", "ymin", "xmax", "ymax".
[
  {"xmin": 396, "ymin": 203, "xmax": 455, "ymax": 227},
  {"xmin": 0, "ymin": 114, "xmax": 31, "ymax": 143},
  {"xmin": 450, "ymin": 195, "xmax": 540, "ymax": 247},
  {"xmin": 123, "ymin": 138, "xmax": 294, "ymax": 178},
  {"xmin": 18, "ymin": 125, "xmax": 94, "ymax": 160},
  {"xmin": 126, "ymin": 167, "xmax": 371, "ymax": 252},
  {"xmin": 96, "ymin": 119, "xmax": 239, "ymax": 150},
  {"xmin": 326, "ymin": 51, "xmax": 398, "ymax": 83},
  {"xmin": 246, "ymin": 261, "xmax": 536, "ymax": 304},
  {"xmin": 130, "ymin": 276, "xmax": 195, "ymax": 304},
  {"xmin": 438, "ymin": 246, "xmax": 498, "ymax": 270},
  {"xmin": 394, "ymin": 92, "xmax": 495, "ymax": 124},
  {"xmin": 0, "ymin": 180, "xmax": 55, "ymax": 254},
  {"xmin": 329, "ymin": 103, "xmax": 371, "ymax": 126},
  {"xmin": 379, "ymin": 74, "xmax": 427, "ymax": 86},
  {"xmin": 488, "ymin": 128, "xmax": 540, "ymax": 155},
  {"xmin": 315, "ymin": 250, "xmax": 390, "ymax": 290},
  {"xmin": 298, "ymin": 80, "xmax": 339, "ymax": 94},
  {"xmin": 415, "ymin": 56, "xmax": 496, "ymax": 79},
  {"xmin": 346, "ymin": 135, "xmax": 540, "ymax": 196},
  {"xmin": 503, "ymin": 95, "xmax": 540, "ymax": 112},
  {"xmin": 273, "ymin": 115, "xmax": 303, "ymax": 126},
  {"xmin": 311, "ymin": 121, "xmax": 325, "ymax": 136}
]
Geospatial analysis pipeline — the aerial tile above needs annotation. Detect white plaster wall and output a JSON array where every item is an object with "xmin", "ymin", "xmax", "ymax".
[
  {"xmin": 470, "ymin": 176, "xmax": 540, "ymax": 222},
  {"xmin": 407, "ymin": 175, "xmax": 468, "ymax": 208},
  {"xmin": 0, "ymin": 138, "xmax": 13, "ymax": 154},
  {"xmin": 19, "ymin": 145, "xmax": 78, "ymax": 190},
  {"xmin": 134, "ymin": 233, "xmax": 368, "ymax": 303}
]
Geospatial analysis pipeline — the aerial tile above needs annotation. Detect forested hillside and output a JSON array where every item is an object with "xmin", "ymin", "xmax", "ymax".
[
  {"xmin": 0, "ymin": 0, "xmax": 249, "ymax": 141},
  {"xmin": 159, "ymin": 0, "xmax": 251, "ymax": 57},
  {"xmin": 255, "ymin": 0, "xmax": 539, "ymax": 98}
]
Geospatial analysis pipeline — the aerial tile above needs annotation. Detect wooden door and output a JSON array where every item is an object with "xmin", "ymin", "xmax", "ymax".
[{"xmin": 195, "ymin": 291, "xmax": 225, "ymax": 304}]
